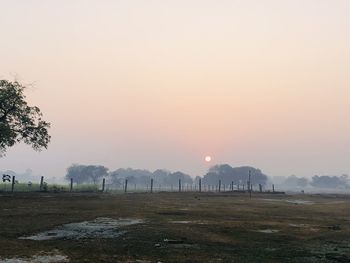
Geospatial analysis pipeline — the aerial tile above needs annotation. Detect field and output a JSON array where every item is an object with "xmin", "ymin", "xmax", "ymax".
[{"xmin": 0, "ymin": 192, "xmax": 350, "ymax": 263}]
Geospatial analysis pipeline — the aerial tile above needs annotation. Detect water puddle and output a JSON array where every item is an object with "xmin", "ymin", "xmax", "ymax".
[
  {"xmin": 260, "ymin": 199, "xmax": 315, "ymax": 205},
  {"xmin": 169, "ymin": 220, "xmax": 207, "ymax": 225},
  {"xmin": 0, "ymin": 251, "xmax": 68, "ymax": 263},
  {"xmin": 285, "ymin": 200, "xmax": 315, "ymax": 205},
  {"xmin": 19, "ymin": 217, "xmax": 143, "ymax": 240},
  {"xmin": 170, "ymin": 220, "xmax": 192, "ymax": 224},
  {"xmin": 256, "ymin": 229, "xmax": 279, "ymax": 234}
]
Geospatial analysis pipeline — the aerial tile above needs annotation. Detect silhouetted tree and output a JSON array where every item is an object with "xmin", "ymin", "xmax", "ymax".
[
  {"xmin": 65, "ymin": 164, "xmax": 108, "ymax": 184},
  {"xmin": 108, "ymin": 168, "xmax": 193, "ymax": 186},
  {"xmin": 311, "ymin": 175, "xmax": 349, "ymax": 189},
  {"xmin": 203, "ymin": 164, "xmax": 268, "ymax": 186},
  {"xmin": 284, "ymin": 175, "xmax": 309, "ymax": 188},
  {"xmin": 109, "ymin": 168, "xmax": 152, "ymax": 186},
  {"xmin": 168, "ymin": 171, "xmax": 193, "ymax": 185},
  {"xmin": 0, "ymin": 80, "xmax": 51, "ymax": 155}
]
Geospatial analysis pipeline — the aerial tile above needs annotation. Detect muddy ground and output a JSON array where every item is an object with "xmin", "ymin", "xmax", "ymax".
[{"xmin": 0, "ymin": 192, "xmax": 350, "ymax": 262}]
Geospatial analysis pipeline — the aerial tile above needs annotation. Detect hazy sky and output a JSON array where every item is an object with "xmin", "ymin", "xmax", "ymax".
[{"xmin": 1, "ymin": 0, "xmax": 350, "ymax": 179}]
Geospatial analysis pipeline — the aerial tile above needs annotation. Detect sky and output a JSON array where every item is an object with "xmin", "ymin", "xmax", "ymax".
[{"xmin": 1, "ymin": 0, "xmax": 350, "ymax": 180}]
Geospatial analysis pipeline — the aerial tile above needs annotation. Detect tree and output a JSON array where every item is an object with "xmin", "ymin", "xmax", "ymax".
[
  {"xmin": 310, "ymin": 175, "xmax": 349, "ymax": 189},
  {"xmin": 283, "ymin": 175, "xmax": 309, "ymax": 188},
  {"xmin": 0, "ymin": 80, "xmax": 50, "ymax": 155},
  {"xmin": 66, "ymin": 164, "xmax": 109, "ymax": 185},
  {"xmin": 203, "ymin": 164, "xmax": 268, "ymax": 186}
]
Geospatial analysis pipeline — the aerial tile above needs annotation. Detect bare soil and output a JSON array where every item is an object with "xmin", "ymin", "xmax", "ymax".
[{"xmin": 0, "ymin": 192, "xmax": 350, "ymax": 262}]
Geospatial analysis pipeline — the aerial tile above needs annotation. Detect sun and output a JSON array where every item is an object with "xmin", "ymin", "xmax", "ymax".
[{"xmin": 205, "ymin": 156, "xmax": 212, "ymax": 162}]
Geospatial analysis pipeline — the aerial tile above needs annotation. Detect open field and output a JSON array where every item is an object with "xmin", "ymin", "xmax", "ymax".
[{"xmin": 0, "ymin": 192, "xmax": 350, "ymax": 262}]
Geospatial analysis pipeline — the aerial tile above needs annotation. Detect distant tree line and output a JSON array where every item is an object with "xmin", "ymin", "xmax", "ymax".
[
  {"xmin": 64, "ymin": 164, "xmax": 269, "ymax": 187},
  {"xmin": 65, "ymin": 164, "xmax": 193, "ymax": 187},
  {"xmin": 275, "ymin": 174, "xmax": 350, "ymax": 189}
]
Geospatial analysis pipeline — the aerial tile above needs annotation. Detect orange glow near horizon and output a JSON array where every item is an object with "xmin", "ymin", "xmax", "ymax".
[{"xmin": 1, "ymin": 1, "xmax": 350, "ymax": 179}]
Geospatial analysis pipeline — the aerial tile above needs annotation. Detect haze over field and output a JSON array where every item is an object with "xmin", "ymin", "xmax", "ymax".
[{"xmin": 1, "ymin": 0, "xmax": 350, "ymax": 179}]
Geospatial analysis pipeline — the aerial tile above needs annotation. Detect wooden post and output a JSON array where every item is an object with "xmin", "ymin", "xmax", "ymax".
[
  {"xmin": 272, "ymin": 184, "xmax": 275, "ymax": 193},
  {"xmin": 40, "ymin": 176, "xmax": 44, "ymax": 191},
  {"xmin": 219, "ymin": 180, "xmax": 221, "ymax": 192},
  {"xmin": 11, "ymin": 176, "xmax": 15, "ymax": 193},
  {"xmin": 231, "ymin": 181, "xmax": 234, "ymax": 191},
  {"xmin": 178, "ymin": 179, "xmax": 181, "ymax": 192},
  {"xmin": 124, "ymin": 179, "xmax": 128, "ymax": 193},
  {"xmin": 150, "ymin": 179, "xmax": 153, "ymax": 193},
  {"xmin": 70, "ymin": 178, "xmax": 73, "ymax": 192},
  {"xmin": 248, "ymin": 170, "xmax": 252, "ymax": 199},
  {"xmin": 102, "ymin": 178, "xmax": 106, "ymax": 192},
  {"xmin": 259, "ymin": 184, "xmax": 262, "ymax": 193},
  {"xmin": 199, "ymin": 179, "xmax": 202, "ymax": 193}
]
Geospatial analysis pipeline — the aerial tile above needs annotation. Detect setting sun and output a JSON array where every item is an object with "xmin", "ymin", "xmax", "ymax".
[{"xmin": 205, "ymin": 156, "xmax": 212, "ymax": 163}]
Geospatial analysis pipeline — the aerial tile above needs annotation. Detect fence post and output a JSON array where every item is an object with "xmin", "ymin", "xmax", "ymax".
[
  {"xmin": 259, "ymin": 184, "xmax": 262, "ymax": 193},
  {"xmin": 125, "ymin": 179, "xmax": 128, "ymax": 193},
  {"xmin": 11, "ymin": 176, "xmax": 15, "ymax": 193},
  {"xmin": 218, "ymin": 180, "xmax": 221, "ymax": 192},
  {"xmin": 150, "ymin": 179, "xmax": 153, "ymax": 193},
  {"xmin": 40, "ymin": 176, "xmax": 44, "ymax": 191},
  {"xmin": 248, "ymin": 170, "xmax": 252, "ymax": 198},
  {"xmin": 178, "ymin": 179, "xmax": 181, "ymax": 192},
  {"xmin": 102, "ymin": 178, "xmax": 106, "ymax": 192},
  {"xmin": 272, "ymin": 184, "xmax": 275, "ymax": 193},
  {"xmin": 199, "ymin": 179, "xmax": 202, "ymax": 193},
  {"xmin": 70, "ymin": 178, "xmax": 73, "ymax": 192}
]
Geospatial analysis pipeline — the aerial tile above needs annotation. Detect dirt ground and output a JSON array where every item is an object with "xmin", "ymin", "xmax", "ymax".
[{"xmin": 0, "ymin": 192, "xmax": 350, "ymax": 262}]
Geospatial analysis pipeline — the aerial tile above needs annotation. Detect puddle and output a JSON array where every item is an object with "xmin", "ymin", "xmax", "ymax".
[
  {"xmin": 260, "ymin": 199, "xmax": 315, "ymax": 205},
  {"xmin": 19, "ymin": 217, "xmax": 143, "ymax": 240},
  {"xmin": 169, "ymin": 220, "xmax": 207, "ymax": 225},
  {"xmin": 170, "ymin": 220, "xmax": 192, "ymax": 224},
  {"xmin": 256, "ymin": 229, "xmax": 279, "ymax": 234},
  {"xmin": 0, "ymin": 251, "xmax": 68, "ymax": 263},
  {"xmin": 285, "ymin": 200, "xmax": 315, "ymax": 205}
]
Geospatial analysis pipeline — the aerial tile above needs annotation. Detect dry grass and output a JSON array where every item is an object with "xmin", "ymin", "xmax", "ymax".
[{"xmin": 0, "ymin": 192, "xmax": 350, "ymax": 262}]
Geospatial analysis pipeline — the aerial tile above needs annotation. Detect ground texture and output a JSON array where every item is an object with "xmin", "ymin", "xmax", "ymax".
[{"xmin": 0, "ymin": 192, "xmax": 350, "ymax": 262}]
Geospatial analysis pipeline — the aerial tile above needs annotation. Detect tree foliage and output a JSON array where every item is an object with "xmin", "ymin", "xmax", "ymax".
[
  {"xmin": 0, "ymin": 80, "xmax": 51, "ymax": 155},
  {"xmin": 66, "ymin": 164, "xmax": 109, "ymax": 184},
  {"xmin": 311, "ymin": 175, "xmax": 349, "ymax": 189},
  {"xmin": 283, "ymin": 175, "xmax": 309, "ymax": 188},
  {"xmin": 203, "ymin": 164, "xmax": 268, "ymax": 185},
  {"xmin": 108, "ymin": 168, "xmax": 193, "ymax": 186}
]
